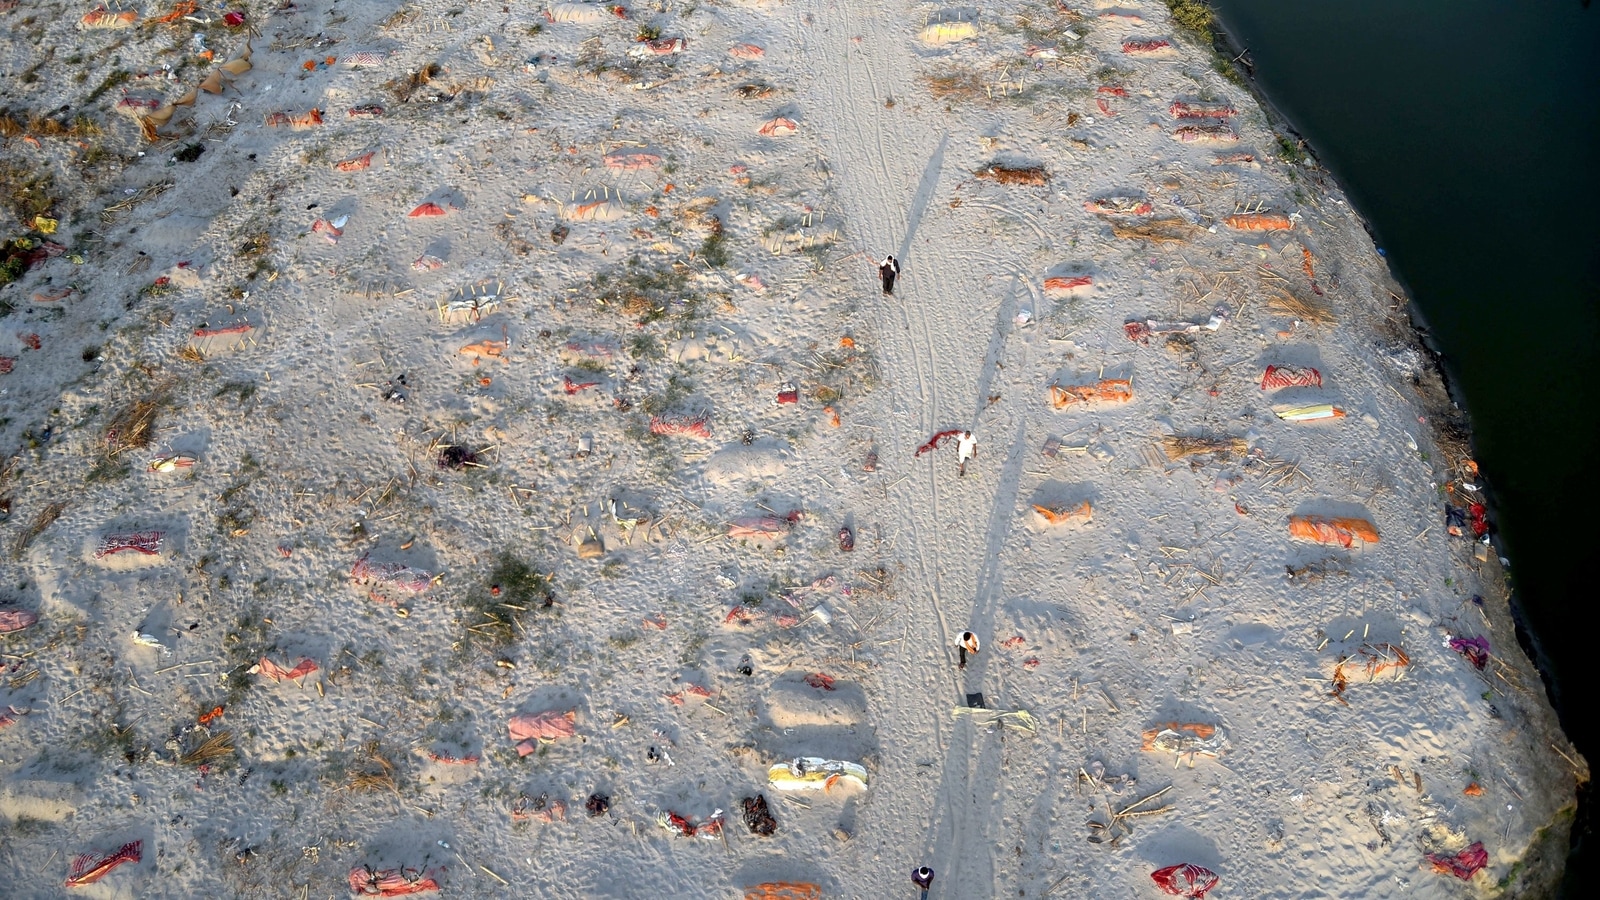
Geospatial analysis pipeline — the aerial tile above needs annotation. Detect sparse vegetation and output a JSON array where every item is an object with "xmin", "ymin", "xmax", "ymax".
[
  {"xmin": 1164, "ymin": 0, "xmax": 1216, "ymax": 43},
  {"xmin": 591, "ymin": 262, "xmax": 699, "ymax": 325},
  {"xmin": 460, "ymin": 552, "xmax": 553, "ymax": 649}
]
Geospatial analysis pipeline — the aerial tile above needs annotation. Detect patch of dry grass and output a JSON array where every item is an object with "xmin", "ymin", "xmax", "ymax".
[
  {"xmin": 975, "ymin": 164, "xmax": 1049, "ymax": 186},
  {"xmin": 1111, "ymin": 218, "xmax": 1197, "ymax": 244},
  {"xmin": 1267, "ymin": 289, "xmax": 1335, "ymax": 325},
  {"xmin": 923, "ymin": 69, "xmax": 986, "ymax": 100},
  {"xmin": 386, "ymin": 62, "xmax": 442, "ymax": 102},
  {"xmin": 1161, "ymin": 435, "xmax": 1247, "ymax": 460},
  {"xmin": 180, "ymin": 730, "xmax": 236, "ymax": 765},
  {"xmin": 104, "ymin": 394, "xmax": 167, "ymax": 454},
  {"xmin": 11, "ymin": 501, "xmax": 66, "ymax": 559}
]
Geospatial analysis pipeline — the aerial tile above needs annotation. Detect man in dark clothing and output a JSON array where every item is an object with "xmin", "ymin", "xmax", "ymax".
[
  {"xmin": 879, "ymin": 255, "xmax": 900, "ymax": 294},
  {"xmin": 911, "ymin": 866, "xmax": 935, "ymax": 898}
]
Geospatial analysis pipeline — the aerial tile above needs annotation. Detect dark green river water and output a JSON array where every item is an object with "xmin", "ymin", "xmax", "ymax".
[{"xmin": 1208, "ymin": 0, "xmax": 1600, "ymax": 887}]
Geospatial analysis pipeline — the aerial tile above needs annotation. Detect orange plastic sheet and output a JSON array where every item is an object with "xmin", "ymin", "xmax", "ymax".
[
  {"xmin": 1049, "ymin": 379, "xmax": 1131, "ymax": 409},
  {"xmin": 1288, "ymin": 515, "xmax": 1379, "ymax": 548},
  {"xmin": 1033, "ymin": 502, "xmax": 1092, "ymax": 525},
  {"xmin": 1223, "ymin": 213, "xmax": 1293, "ymax": 231},
  {"xmin": 745, "ymin": 884, "xmax": 823, "ymax": 900}
]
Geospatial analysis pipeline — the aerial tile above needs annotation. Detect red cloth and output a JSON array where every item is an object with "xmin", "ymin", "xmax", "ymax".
[
  {"xmin": 1428, "ymin": 842, "xmax": 1488, "ymax": 880},
  {"xmin": 1151, "ymin": 863, "xmax": 1219, "ymax": 898},
  {"xmin": 66, "ymin": 841, "xmax": 142, "ymax": 886},
  {"xmin": 349, "ymin": 866, "xmax": 442, "ymax": 896},
  {"xmin": 914, "ymin": 430, "xmax": 962, "ymax": 457}
]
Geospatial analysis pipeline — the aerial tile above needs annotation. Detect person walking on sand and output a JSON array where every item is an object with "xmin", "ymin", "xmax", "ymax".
[
  {"xmin": 957, "ymin": 631, "xmax": 980, "ymax": 669},
  {"xmin": 911, "ymin": 866, "xmax": 935, "ymax": 899},
  {"xmin": 879, "ymin": 255, "xmax": 900, "ymax": 295},
  {"xmin": 956, "ymin": 430, "xmax": 976, "ymax": 477}
]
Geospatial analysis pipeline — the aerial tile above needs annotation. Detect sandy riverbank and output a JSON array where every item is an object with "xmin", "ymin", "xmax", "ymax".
[{"xmin": 0, "ymin": 0, "xmax": 1585, "ymax": 896}]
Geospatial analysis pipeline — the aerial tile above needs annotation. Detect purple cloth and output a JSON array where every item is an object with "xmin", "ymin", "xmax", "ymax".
[{"xmin": 1449, "ymin": 636, "xmax": 1491, "ymax": 670}]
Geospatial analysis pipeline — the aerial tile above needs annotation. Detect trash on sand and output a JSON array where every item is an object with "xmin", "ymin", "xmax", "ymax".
[
  {"xmin": 1125, "ymin": 306, "xmax": 1227, "ymax": 343},
  {"xmin": 509, "ymin": 709, "xmax": 577, "ymax": 755},
  {"xmin": 1085, "ymin": 196, "xmax": 1152, "ymax": 216},
  {"xmin": 563, "ymin": 197, "xmax": 626, "ymax": 221},
  {"xmin": 767, "ymin": 757, "xmax": 869, "ymax": 792},
  {"xmin": 1260, "ymin": 364, "xmax": 1321, "ymax": 390},
  {"xmin": 1160, "ymin": 435, "xmax": 1246, "ymax": 461},
  {"xmin": 744, "ymin": 883, "xmax": 822, "ymax": 900},
  {"xmin": 1329, "ymin": 642, "xmax": 1410, "ymax": 704},
  {"xmin": 1151, "ymin": 863, "xmax": 1219, "ymax": 898},
  {"xmin": 311, "ymin": 215, "xmax": 349, "ymax": 243},
  {"xmin": 1141, "ymin": 723, "xmax": 1227, "ymax": 764},
  {"xmin": 543, "ymin": 3, "xmax": 627, "ymax": 24},
  {"xmin": 1169, "ymin": 101, "xmax": 1236, "ymax": 119},
  {"xmin": 1079, "ymin": 760, "xmax": 1136, "ymax": 795},
  {"xmin": 351, "ymin": 554, "xmax": 435, "ymax": 593},
  {"xmin": 264, "ymin": 108, "xmax": 323, "ymax": 129},
  {"xmin": 1086, "ymin": 784, "xmax": 1173, "ymax": 845},
  {"xmin": 131, "ymin": 631, "xmax": 169, "ymax": 652},
  {"xmin": 1427, "ymin": 841, "xmax": 1488, "ymax": 880},
  {"xmin": 975, "ymin": 164, "xmax": 1049, "ymax": 186},
  {"xmin": 920, "ymin": 21, "xmax": 977, "ymax": 46},
  {"xmin": 95, "ymin": 531, "xmax": 164, "ymax": 559},
  {"xmin": 1050, "ymin": 379, "xmax": 1131, "ymax": 409},
  {"xmin": 728, "ymin": 513, "xmax": 797, "ymax": 540},
  {"xmin": 741, "ymin": 793, "xmax": 778, "ymax": 835},
  {"xmin": 1122, "ymin": 39, "xmax": 1171, "ymax": 54},
  {"xmin": 1033, "ymin": 502, "xmax": 1092, "ymax": 525},
  {"xmin": 1043, "ymin": 275, "xmax": 1093, "ymax": 296},
  {"xmin": 147, "ymin": 455, "xmax": 197, "ymax": 472},
  {"xmin": 323, "ymin": 146, "xmax": 378, "ymax": 177},
  {"xmin": 511, "ymin": 792, "xmax": 564, "ymax": 821},
  {"xmin": 1224, "ymin": 212, "xmax": 1293, "ymax": 231},
  {"xmin": 348, "ymin": 865, "xmax": 443, "ymax": 896},
  {"xmin": 65, "ymin": 840, "xmax": 142, "ymax": 887},
  {"xmin": 1173, "ymin": 124, "xmax": 1238, "ymax": 144},
  {"xmin": 914, "ymin": 429, "xmax": 963, "ymax": 457},
  {"xmin": 564, "ymin": 375, "xmax": 601, "ymax": 395},
  {"xmin": 1288, "ymin": 515, "xmax": 1379, "ymax": 548},
  {"xmin": 803, "ymin": 672, "xmax": 836, "ymax": 691},
  {"xmin": 650, "ymin": 412, "xmax": 713, "ymax": 438},
  {"xmin": 250, "ymin": 656, "xmax": 319, "ymax": 682},
  {"xmin": 1274, "ymin": 404, "xmax": 1345, "ymax": 422},
  {"xmin": 657, "ymin": 808, "xmax": 724, "ymax": 839},
  {"xmin": 604, "ymin": 150, "xmax": 663, "ymax": 169},
  {"xmin": 758, "ymin": 117, "xmax": 798, "ymax": 137},
  {"xmin": 459, "ymin": 336, "xmax": 508, "ymax": 363},
  {"xmin": 951, "ymin": 706, "xmax": 1039, "ymax": 733},
  {"xmin": 80, "ymin": 4, "xmax": 140, "ymax": 29},
  {"xmin": 628, "ymin": 37, "xmax": 687, "ymax": 59},
  {"xmin": 1447, "ymin": 635, "xmax": 1491, "ymax": 670}
]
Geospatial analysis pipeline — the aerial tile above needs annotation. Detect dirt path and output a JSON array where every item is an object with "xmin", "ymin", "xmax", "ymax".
[{"xmin": 799, "ymin": 4, "xmax": 1029, "ymax": 893}]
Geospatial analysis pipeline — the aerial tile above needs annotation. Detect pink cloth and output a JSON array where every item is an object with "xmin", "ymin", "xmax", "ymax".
[
  {"xmin": 0, "ymin": 609, "xmax": 39, "ymax": 633},
  {"xmin": 509, "ymin": 710, "xmax": 577, "ymax": 755}
]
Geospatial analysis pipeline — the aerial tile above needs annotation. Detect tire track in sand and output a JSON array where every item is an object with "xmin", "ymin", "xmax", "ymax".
[{"xmin": 797, "ymin": 3, "xmax": 1019, "ymax": 895}]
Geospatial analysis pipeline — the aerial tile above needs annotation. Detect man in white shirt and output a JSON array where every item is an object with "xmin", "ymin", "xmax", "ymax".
[{"xmin": 879, "ymin": 255, "xmax": 900, "ymax": 294}]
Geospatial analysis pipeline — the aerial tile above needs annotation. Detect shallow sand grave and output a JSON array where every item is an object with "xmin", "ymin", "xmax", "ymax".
[{"xmin": 0, "ymin": 0, "xmax": 1587, "ymax": 896}]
